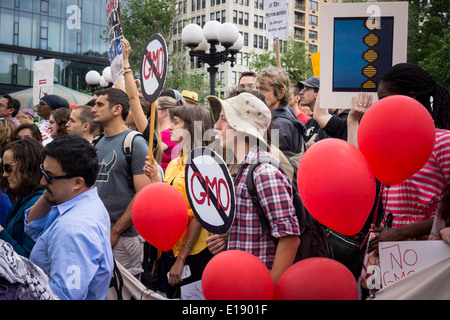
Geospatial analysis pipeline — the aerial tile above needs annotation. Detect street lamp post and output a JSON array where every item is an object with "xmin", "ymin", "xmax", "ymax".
[
  {"xmin": 182, "ymin": 21, "xmax": 244, "ymax": 96},
  {"xmin": 85, "ymin": 67, "xmax": 114, "ymax": 94},
  {"xmin": 85, "ymin": 70, "xmax": 101, "ymax": 94}
]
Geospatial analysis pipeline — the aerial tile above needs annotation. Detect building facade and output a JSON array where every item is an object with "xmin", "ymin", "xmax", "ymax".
[
  {"xmin": 171, "ymin": 0, "xmax": 338, "ymax": 94},
  {"xmin": 0, "ymin": 0, "xmax": 109, "ymax": 95}
]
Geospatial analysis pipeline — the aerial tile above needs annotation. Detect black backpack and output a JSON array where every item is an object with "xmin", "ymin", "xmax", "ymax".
[{"xmin": 246, "ymin": 156, "xmax": 333, "ymax": 262}]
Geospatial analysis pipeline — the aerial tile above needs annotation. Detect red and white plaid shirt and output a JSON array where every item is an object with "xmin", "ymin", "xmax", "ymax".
[{"xmin": 227, "ymin": 146, "xmax": 300, "ymax": 269}]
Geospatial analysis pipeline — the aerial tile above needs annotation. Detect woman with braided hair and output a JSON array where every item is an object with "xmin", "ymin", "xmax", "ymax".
[{"xmin": 368, "ymin": 63, "xmax": 450, "ymax": 252}]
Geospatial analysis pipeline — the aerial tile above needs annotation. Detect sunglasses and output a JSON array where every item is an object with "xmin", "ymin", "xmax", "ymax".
[
  {"xmin": 3, "ymin": 162, "xmax": 19, "ymax": 173},
  {"xmin": 301, "ymin": 87, "xmax": 314, "ymax": 92},
  {"xmin": 40, "ymin": 164, "xmax": 75, "ymax": 184}
]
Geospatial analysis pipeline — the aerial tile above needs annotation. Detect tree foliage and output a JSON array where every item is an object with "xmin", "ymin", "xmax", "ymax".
[
  {"xmin": 248, "ymin": 37, "xmax": 313, "ymax": 84},
  {"xmin": 164, "ymin": 52, "xmax": 212, "ymax": 106},
  {"xmin": 407, "ymin": 0, "xmax": 449, "ymax": 88},
  {"xmin": 119, "ymin": 0, "xmax": 177, "ymax": 72}
]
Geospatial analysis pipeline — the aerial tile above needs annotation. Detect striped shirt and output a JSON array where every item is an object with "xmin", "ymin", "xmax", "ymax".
[
  {"xmin": 382, "ymin": 129, "xmax": 450, "ymax": 232},
  {"xmin": 227, "ymin": 146, "xmax": 300, "ymax": 269}
]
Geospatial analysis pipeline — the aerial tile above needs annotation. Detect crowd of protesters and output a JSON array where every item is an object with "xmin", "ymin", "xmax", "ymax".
[{"xmin": 0, "ymin": 34, "xmax": 448, "ymax": 300}]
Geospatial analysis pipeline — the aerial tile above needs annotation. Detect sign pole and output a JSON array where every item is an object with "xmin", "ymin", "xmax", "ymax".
[
  {"xmin": 147, "ymin": 102, "xmax": 156, "ymax": 160},
  {"xmin": 275, "ymin": 37, "xmax": 281, "ymax": 68}
]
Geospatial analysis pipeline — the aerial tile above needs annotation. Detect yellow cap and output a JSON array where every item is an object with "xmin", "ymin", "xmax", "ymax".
[{"xmin": 181, "ymin": 90, "xmax": 199, "ymax": 103}]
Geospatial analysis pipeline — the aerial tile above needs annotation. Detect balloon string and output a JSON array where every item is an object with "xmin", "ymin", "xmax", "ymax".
[{"xmin": 359, "ymin": 182, "xmax": 387, "ymax": 251}]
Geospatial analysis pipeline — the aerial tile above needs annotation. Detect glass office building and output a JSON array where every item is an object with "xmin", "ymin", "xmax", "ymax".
[{"xmin": 0, "ymin": 0, "xmax": 109, "ymax": 94}]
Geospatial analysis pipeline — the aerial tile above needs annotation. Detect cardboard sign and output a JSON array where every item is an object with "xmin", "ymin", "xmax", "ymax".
[
  {"xmin": 140, "ymin": 33, "xmax": 168, "ymax": 103},
  {"xmin": 379, "ymin": 240, "xmax": 450, "ymax": 288},
  {"xmin": 106, "ymin": 0, "xmax": 123, "ymax": 84},
  {"xmin": 319, "ymin": 2, "xmax": 408, "ymax": 109},
  {"xmin": 311, "ymin": 52, "xmax": 320, "ymax": 77},
  {"xmin": 264, "ymin": 0, "xmax": 289, "ymax": 39},
  {"xmin": 33, "ymin": 59, "xmax": 55, "ymax": 105},
  {"xmin": 185, "ymin": 147, "xmax": 235, "ymax": 234}
]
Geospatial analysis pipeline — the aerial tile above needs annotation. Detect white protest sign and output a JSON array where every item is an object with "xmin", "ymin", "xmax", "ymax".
[
  {"xmin": 264, "ymin": 0, "xmax": 289, "ymax": 39},
  {"xmin": 106, "ymin": 0, "xmax": 123, "ymax": 85},
  {"xmin": 320, "ymin": 2, "xmax": 408, "ymax": 109},
  {"xmin": 33, "ymin": 59, "xmax": 55, "ymax": 105},
  {"xmin": 185, "ymin": 147, "xmax": 235, "ymax": 234},
  {"xmin": 140, "ymin": 33, "xmax": 168, "ymax": 103},
  {"xmin": 379, "ymin": 240, "xmax": 450, "ymax": 288},
  {"xmin": 180, "ymin": 280, "xmax": 204, "ymax": 300}
]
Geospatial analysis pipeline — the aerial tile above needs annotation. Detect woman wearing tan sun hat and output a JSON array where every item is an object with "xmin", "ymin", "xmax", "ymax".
[{"xmin": 206, "ymin": 92, "xmax": 301, "ymax": 285}]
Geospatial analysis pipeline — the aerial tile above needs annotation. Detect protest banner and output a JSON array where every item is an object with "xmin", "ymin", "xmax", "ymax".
[
  {"xmin": 140, "ymin": 33, "xmax": 168, "ymax": 103},
  {"xmin": 185, "ymin": 147, "xmax": 235, "ymax": 234},
  {"xmin": 106, "ymin": 0, "xmax": 123, "ymax": 85},
  {"xmin": 264, "ymin": 0, "xmax": 289, "ymax": 39},
  {"xmin": 320, "ymin": 2, "xmax": 408, "ymax": 109},
  {"xmin": 311, "ymin": 52, "xmax": 320, "ymax": 77},
  {"xmin": 379, "ymin": 240, "xmax": 450, "ymax": 288},
  {"xmin": 264, "ymin": 0, "xmax": 289, "ymax": 67},
  {"xmin": 33, "ymin": 59, "xmax": 55, "ymax": 105},
  {"xmin": 140, "ymin": 33, "xmax": 168, "ymax": 159}
]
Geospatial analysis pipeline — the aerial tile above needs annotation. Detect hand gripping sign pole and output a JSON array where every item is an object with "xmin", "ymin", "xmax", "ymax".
[{"xmin": 140, "ymin": 33, "xmax": 168, "ymax": 160}]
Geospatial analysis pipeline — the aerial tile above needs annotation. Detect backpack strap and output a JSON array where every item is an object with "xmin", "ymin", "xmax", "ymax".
[
  {"xmin": 246, "ymin": 156, "xmax": 282, "ymax": 238},
  {"xmin": 91, "ymin": 132, "xmax": 104, "ymax": 147},
  {"xmin": 123, "ymin": 131, "xmax": 144, "ymax": 190}
]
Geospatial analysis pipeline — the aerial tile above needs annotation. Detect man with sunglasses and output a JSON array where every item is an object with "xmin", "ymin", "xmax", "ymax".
[{"xmin": 24, "ymin": 135, "xmax": 113, "ymax": 300}]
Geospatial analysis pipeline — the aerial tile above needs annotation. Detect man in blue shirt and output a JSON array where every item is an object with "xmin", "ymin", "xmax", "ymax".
[{"xmin": 24, "ymin": 135, "xmax": 113, "ymax": 300}]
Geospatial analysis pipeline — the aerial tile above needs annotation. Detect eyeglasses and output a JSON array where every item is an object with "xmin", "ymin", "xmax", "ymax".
[
  {"xmin": 40, "ymin": 164, "xmax": 75, "ymax": 184},
  {"xmin": 3, "ymin": 162, "xmax": 19, "ymax": 173}
]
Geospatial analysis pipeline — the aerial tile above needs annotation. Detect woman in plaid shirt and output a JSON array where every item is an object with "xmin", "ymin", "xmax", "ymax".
[{"xmin": 206, "ymin": 92, "xmax": 300, "ymax": 284}]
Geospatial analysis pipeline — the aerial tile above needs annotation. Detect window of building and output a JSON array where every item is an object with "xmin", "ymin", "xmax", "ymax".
[
  {"xmin": 232, "ymin": 71, "xmax": 238, "ymax": 85},
  {"xmin": 41, "ymin": 0, "xmax": 49, "ymax": 13},
  {"xmin": 221, "ymin": 10, "xmax": 226, "ymax": 22},
  {"xmin": 309, "ymin": 30, "xmax": 318, "ymax": 40},
  {"xmin": 309, "ymin": 14, "xmax": 318, "ymax": 26},
  {"xmin": 309, "ymin": 0, "xmax": 318, "ymax": 11}
]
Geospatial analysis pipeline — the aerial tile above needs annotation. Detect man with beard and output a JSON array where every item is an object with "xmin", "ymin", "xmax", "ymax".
[{"xmin": 24, "ymin": 135, "xmax": 113, "ymax": 300}]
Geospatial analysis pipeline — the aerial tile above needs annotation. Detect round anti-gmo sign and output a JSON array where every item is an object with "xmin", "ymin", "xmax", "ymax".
[
  {"xmin": 140, "ymin": 33, "xmax": 167, "ymax": 103},
  {"xmin": 185, "ymin": 147, "xmax": 235, "ymax": 234}
]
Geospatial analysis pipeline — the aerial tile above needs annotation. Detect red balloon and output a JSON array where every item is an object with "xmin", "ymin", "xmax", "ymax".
[
  {"xmin": 132, "ymin": 183, "xmax": 188, "ymax": 251},
  {"xmin": 297, "ymin": 138, "xmax": 376, "ymax": 235},
  {"xmin": 357, "ymin": 95, "xmax": 436, "ymax": 186},
  {"xmin": 274, "ymin": 258, "xmax": 357, "ymax": 300},
  {"xmin": 202, "ymin": 250, "xmax": 274, "ymax": 300}
]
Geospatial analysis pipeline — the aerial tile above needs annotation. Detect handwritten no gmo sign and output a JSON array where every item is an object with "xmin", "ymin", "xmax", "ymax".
[
  {"xmin": 185, "ymin": 147, "xmax": 235, "ymax": 234},
  {"xmin": 140, "ymin": 33, "xmax": 167, "ymax": 102}
]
